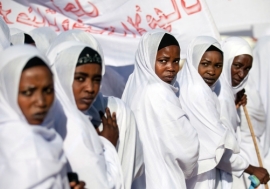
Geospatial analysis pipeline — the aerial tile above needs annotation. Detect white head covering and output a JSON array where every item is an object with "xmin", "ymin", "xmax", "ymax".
[
  {"xmin": 10, "ymin": 28, "xmax": 25, "ymax": 45},
  {"xmin": 47, "ymin": 41, "xmax": 123, "ymax": 188},
  {"xmin": 249, "ymin": 36, "xmax": 270, "ymax": 156},
  {"xmin": 47, "ymin": 29, "xmax": 124, "ymax": 97},
  {"xmin": 122, "ymin": 29, "xmax": 199, "ymax": 189},
  {"xmin": 0, "ymin": 45, "xmax": 69, "ymax": 189},
  {"xmin": 177, "ymin": 36, "xmax": 239, "ymax": 176},
  {"xmin": 29, "ymin": 27, "xmax": 57, "ymax": 55},
  {"xmin": 0, "ymin": 17, "xmax": 10, "ymax": 51},
  {"xmin": 215, "ymin": 37, "xmax": 252, "ymax": 132}
]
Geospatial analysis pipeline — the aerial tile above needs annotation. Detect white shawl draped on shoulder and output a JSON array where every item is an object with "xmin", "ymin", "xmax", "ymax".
[
  {"xmin": 47, "ymin": 41, "xmax": 123, "ymax": 189},
  {"xmin": 87, "ymin": 93, "xmax": 144, "ymax": 189},
  {"xmin": 177, "ymin": 36, "xmax": 240, "ymax": 189},
  {"xmin": 122, "ymin": 29, "xmax": 199, "ymax": 189},
  {"xmin": 0, "ymin": 45, "xmax": 69, "ymax": 189}
]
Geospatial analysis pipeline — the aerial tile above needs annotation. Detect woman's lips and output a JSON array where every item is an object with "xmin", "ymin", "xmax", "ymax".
[
  {"xmin": 233, "ymin": 78, "xmax": 242, "ymax": 85},
  {"xmin": 203, "ymin": 78, "xmax": 216, "ymax": 85},
  {"xmin": 164, "ymin": 75, "xmax": 175, "ymax": 82},
  {"xmin": 81, "ymin": 97, "xmax": 94, "ymax": 105},
  {"xmin": 32, "ymin": 111, "xmax": 47, "ymax": 120}
]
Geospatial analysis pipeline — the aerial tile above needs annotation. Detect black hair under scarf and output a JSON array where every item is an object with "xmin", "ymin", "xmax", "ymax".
[
  {"xmin": 206, "ymin": 45, "xmax": 223, "ymax": 55},
  {"xmin": 158, "ymin": 33, "xmax": 179, "ymax": 51},
  {"xmin": 76, "ymin": 47, "xmax": 102, "ymax": 67},
  {"xmin": 24, "ymin": 34, "xmax": 35, "ymax": 44},
  {"xmin": 23, "ymin": 57, "xmax": 48, "ymax": 71}
]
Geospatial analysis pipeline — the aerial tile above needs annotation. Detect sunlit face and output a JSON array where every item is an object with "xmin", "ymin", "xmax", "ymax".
[
  {"xmin": 231, "ymin": 54, "xmax": 253, "ymax": 87},
  {"xmin": 18, "ymin": 66, "xmax": 54, "ymax": 125},
  {"xmin": 72, "ymin": 64, "xmax": 102, "ymax": 111},
  {"xmin": 155, "ymin": 45, "xmax": 180, "ymax": 84},
  {"xmin": 198, "ymin": 51, "xmax": 223, "ymax": 87}
]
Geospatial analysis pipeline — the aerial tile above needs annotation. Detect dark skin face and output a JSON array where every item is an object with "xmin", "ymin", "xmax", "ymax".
[
  {"xmin": 155, "ymin": 45, "xmax": 180, "ymax": 84},
  {"xmin": 231, "ymin": 54, "xmax": 253, "ymax": 87},
  {"xmin": 18, "ymin": 66, "xmax": 54, "ymax": 125},
  {"xmin": 198, "ymin": 51, "xmax": 223, "ymax": 87},
  {"xmin": 72, "ymin": 63, "xmax": 102, "ymax": 111}
]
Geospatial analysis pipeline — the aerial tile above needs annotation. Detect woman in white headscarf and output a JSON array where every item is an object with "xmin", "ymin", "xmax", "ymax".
[
  {"xmin": 47, "ymin": 29, "xmax": 144, "ymax": 189},
  {"xmin": 0, "ymin": 45, "xmax": 70, "ymax": 189},
  {"xmin": 0, "ymin": 17, "xmax": 10, "ymax": 51},
  {"xmin": 216, "ymin": 37, "xmax": 269, "ymax": 186},
  {"xmin": 10, "ymin": 28, "xmax": 35, "ymax": 45},
  {"xmin": 29, "ymin": 27, "xmax": 57, "ymax": 55},
  {"xmin": 122, "ymin": 29, "xmax": 199, "ymax": 189},
  {"xmin": 47, "ymin": 41, "xmax": 124, "ymax": 189},
  {"xmin": 177, "ymin": 36, "xmax": 242, "ymax": 189}
]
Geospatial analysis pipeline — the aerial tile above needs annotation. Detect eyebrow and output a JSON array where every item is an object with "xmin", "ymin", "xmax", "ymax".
[{"xmin": 74, "ymin": 72, "xmax": 89, "ymax": 77}]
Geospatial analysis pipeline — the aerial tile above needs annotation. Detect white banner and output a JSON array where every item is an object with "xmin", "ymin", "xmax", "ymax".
[
  {"xmin": 1, "ymin": 0, "xmax": 219, "ymax": 66},
  {"xmin": 206, "ymin": 0, "xmax": 270, "ymax": 34}
]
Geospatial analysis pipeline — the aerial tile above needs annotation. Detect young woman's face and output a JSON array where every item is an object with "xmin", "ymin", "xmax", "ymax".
[
  {"xmin": 18, "ymin": 66, "xmax": 54, "ymax": 125},
  {"xmin": 231, "ymin": 54, "xmax": 252, "ymax": 87},
  {"xmin": 155, "ymin": 45, "xmax": 180, "ymax": 84},
  {"xmin": 198, "ymin": 51, "xmax": 223, "ymax": 87},
  {"xmin": 73, "ymin": 64, "xmax": 102, "ymax": 111}
]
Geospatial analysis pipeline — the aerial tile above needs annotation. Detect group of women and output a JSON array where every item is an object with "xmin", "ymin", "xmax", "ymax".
[{"xmin": 0, "ymin": 16, "xmax": 269, "ymax": 189}]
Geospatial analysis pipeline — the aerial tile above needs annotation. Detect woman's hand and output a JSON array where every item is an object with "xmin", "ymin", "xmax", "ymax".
[
  {"xmin": 245, "ymin": 165, "xmax": 270, "ymax": 184},
  {"xmin": 97, "ymin": 107, "xmax": 119, "ymax": 147},
  {"xmin": 69, "ymin": 181, "xmax": 85, "ymax": 189},
  {"xmin": 235, "ymin": 89, "xmax": 247, "ymax": 108}
]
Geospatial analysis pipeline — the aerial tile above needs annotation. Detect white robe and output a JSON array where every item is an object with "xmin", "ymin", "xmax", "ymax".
[
  {"xmin": 87, "ymin": 93, "xmax": 144, "ymax": 189},
  {"xmin": 122, "ymin": 29, "xmax": 200, "ymax": 189},
  {"xmin": 9, "ymin": 28, "xmax": 25, "ymax": 45},
  {"xmin": 29, "ymin": 27, "xmax": 57, "ymax": 55},
  {"xmin": 47, "ymin": 41, "xmax": 124, "ymax": 189},
  {"xmin": 215, "ymin": 37, "xmax": 254, "ymax": 188},
  {"xmin": 177, "ymin": 36, "xmax": 240, "ymax": 189},
  {"xmin": 0, "ymin": 45, "xmax": 69, "ymax": 189}
]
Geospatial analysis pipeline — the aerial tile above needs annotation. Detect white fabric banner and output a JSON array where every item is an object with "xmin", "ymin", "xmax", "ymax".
[
  {"xmin": 1, "ymin": 0, "xmax": 219, "ymax": 66},
  {"xmin": 206, "ymin": 0, "xmax": 270, "ymax": 34}
]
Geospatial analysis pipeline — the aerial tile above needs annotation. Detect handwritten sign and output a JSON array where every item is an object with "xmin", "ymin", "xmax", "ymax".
[{"xmin": 1, "ymin": 0, "xmax": 219, "ymax": 66}]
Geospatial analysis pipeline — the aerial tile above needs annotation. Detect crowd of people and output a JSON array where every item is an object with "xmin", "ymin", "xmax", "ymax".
[{"xmin": 0, "ymin": 15, "xmax": 269, "ymax": 189}]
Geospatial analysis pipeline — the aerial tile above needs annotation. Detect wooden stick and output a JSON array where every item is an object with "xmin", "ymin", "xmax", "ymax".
[{"xmin": 243, "ymin": 105, "xmax": 269, "ymax": 189}]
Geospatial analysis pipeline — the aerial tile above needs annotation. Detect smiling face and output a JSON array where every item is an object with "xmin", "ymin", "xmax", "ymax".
[
  {"xmin": 231, "ymin": 54, "xmax": 253, "ymax": 87},
  {"xmin": 198, "ymin": 51, "xmax": 223, "ymax": 87},
  {"xmin": 18, "ymin": 65, "xmax": 54, "ymax": 125},
  {"xmin": 72, "ymin": 63, "xmax": 102, "ymax": 111},
  {"xmin": 155, "ymin": 45, "xmax": 180, "ymax": 84}
]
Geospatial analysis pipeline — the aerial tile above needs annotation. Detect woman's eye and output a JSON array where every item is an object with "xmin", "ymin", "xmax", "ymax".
[
  {"xmin": 21, "ymin": 90, "xmax": 32, "ymax": 96},
  {"xmin": 174, "ymin": 60, "xmax": 179, "ymax": 64},
  {"xmin": 159, "ymin": 60, "xmax": 167, "ymax": 63},
  {"xmin": 201, "ymin": 62, "xmax": 208, "ymax": 66},
  {"xmin": 75, "ymin": 77, "xmax": 85, "ymax": 82},
  {"xmin": 45, "ymin": 88, "xmax": 54, "ymax": 94},
  {"xmin": 233, "ymin": 64, "xmax": 240, "ymax": 68}
]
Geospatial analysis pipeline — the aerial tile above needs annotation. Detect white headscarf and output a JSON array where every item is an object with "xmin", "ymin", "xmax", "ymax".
[
  {"xmin": 10, "ymin": 28, "xmax": 25, "ymax": 45},
  {"xmin": 29, "ymin": 27, "xmax": 57, "ymax": 55},
  {"xmin": 177, "ymin": 36, "xmax": 239, "ymax": 176},
  {"xmin": 47, "ymin": 29, "xmax": 124, "ymax": 97},
  {"xmin": 47, "ymin": 41, "xmax": 123, "ymax": 189},
  {"xmin": 249, "ymin": 36, "xmax": 270, "ymax": 157},
  {"xmin": 122, "ymin": 29, "xmax": 199, "ymax": 189},
  {"xmin": 0, "ymin": 45, "xmax": 69, "ymax": 189},
  {"xmin": 0, "ymin": 17, "xmax": 10, "ymax": 51},
  {"xmin": 215, "ymin": 37, "xmax": 252, "ymax": 133}
]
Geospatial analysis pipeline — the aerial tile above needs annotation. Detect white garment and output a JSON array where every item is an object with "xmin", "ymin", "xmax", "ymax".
[
  {"xmin": 0, "ymin": 17, "xmax": 10, "ymax": 51},
  {"xmin": 214, "ymin": 37, "xmax": 253, "ymax": 188},
  {"xmin": 122, "ymin": 29, "xmax": 199, "ymax": 189},
  {"xmin": 87, "ymin": 93, "xmax": 144, "ymax": 189},
  {"xmin": 0, "ymin": 45, "xmax": 69, "ymax": 189},
  {"xmin": 249, "ymin": 36, "xmax": 270, "ymax": 159},
  {"xmin": 177, "ymin": 36, "xmax": 240, "ymax": 189},
  {"xmin": 47, "ymin": 29, "xmax": 125, "ymax": 98},
  {"xmin": 29, "ymin": 27, "xmax": 57, "ymax": 55},
  {"xmin": 10, "ymin": 28, "xmax": 25, "ymax": 45},
  {"xmin": 47, "ymin": 41, "xmax": 123, "ymax": 189}
]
